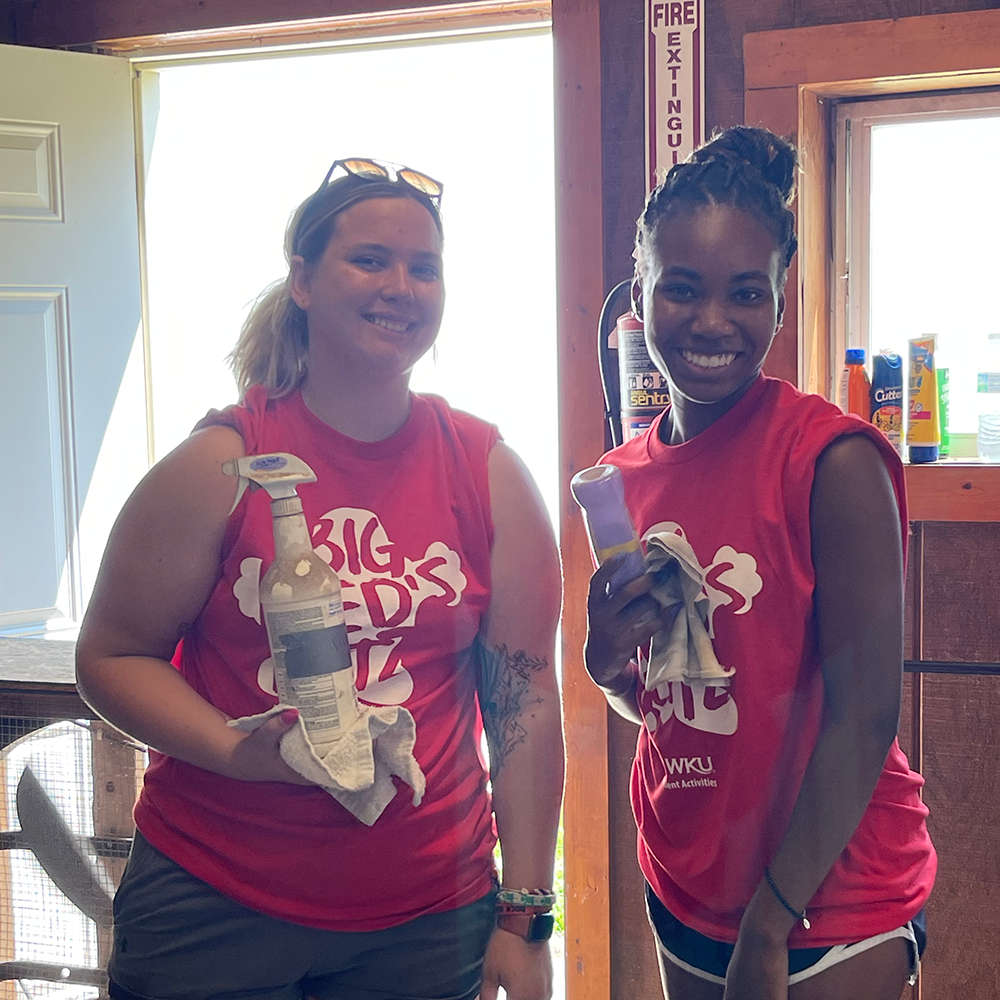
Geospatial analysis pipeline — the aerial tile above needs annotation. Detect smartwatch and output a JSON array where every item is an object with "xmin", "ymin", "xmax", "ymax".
[{"xmin": 496, "ymin": 911, "xmax": 555, "ymax": 942}]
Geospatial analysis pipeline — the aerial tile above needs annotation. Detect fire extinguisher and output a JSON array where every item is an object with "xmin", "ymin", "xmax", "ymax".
[{"xmin": 598, "ymin": 279, "xmax": 670, "ymax": 448}]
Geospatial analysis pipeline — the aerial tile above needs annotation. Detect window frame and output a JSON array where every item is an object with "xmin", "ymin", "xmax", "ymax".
[
  {"xmin": 833, "ymin": 90, "xmax": 1000, "ymax": 411},
  {"xmin": 744, "ymin": 8, "xmax": 1000, "ymax": 521}
]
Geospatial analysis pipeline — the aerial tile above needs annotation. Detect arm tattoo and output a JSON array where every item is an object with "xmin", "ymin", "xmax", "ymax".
[{"xmin": 474, "ymin": 639, "xmax": 548, "ymax": 779}]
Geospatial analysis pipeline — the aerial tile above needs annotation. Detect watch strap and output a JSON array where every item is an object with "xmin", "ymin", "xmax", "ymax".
[{"xmin": 496, "ymin": 911, "xmax": 555, "ymax": 942}]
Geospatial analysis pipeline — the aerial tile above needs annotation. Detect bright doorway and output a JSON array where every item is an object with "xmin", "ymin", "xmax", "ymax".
[
  {"xmin": 140, "ymin": 29, "xmax": 559, "ymax": 525},
  {"xmin": 138, "ymin": 25, "xmax": 564, "ymax": 999}
]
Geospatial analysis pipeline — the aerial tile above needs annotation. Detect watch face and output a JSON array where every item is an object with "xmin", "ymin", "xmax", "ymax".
[{"xmin": 528, "ymin": 912, "xmax": 556, "ymax": 942}]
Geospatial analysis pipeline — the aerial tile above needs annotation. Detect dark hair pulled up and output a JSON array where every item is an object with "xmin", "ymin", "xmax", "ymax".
[{"xmin": 635, "ymin": 125, "xmax": 798, "ymax": 276}]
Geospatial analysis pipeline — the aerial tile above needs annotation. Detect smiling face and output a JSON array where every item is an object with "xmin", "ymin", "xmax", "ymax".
[
  {"xmin": 291, "ymin": 195, "xmax": 444, "ymax": 385},
  {"xmin": 639, "ymin": 202, "xmax": 785, "ymax": 417}
]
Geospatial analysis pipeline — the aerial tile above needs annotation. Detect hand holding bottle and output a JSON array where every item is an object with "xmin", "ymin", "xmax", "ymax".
[{"xmin": 225, "ymin": 708, "xmax": 316, "ymax": 785}]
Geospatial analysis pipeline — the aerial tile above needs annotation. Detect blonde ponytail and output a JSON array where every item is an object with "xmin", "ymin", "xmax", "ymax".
[{"xmin": 229, "ymin": 275, "xmax": 308, "ymax": 399}]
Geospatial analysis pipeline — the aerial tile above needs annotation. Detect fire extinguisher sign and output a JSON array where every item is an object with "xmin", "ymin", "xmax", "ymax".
[{"xmin": 645, "ymin": 0, "xmax": 705, "ymax": 191}]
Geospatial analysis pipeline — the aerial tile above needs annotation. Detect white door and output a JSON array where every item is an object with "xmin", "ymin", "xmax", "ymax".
[{"xmin": 0, "ymin": 44, "xmax": 146, "ymax": 636}]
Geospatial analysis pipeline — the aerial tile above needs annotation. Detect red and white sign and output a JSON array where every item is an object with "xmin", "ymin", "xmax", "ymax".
[{"xmin": 645, "ymin": 0, "xmax": 705, "ymax": 191}]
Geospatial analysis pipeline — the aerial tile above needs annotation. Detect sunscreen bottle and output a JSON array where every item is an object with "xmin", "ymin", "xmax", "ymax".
[
  {"xmin": 839, "ymin": 348, "xmax": 871, "ymax": 421},
  {"xmin": 224, "ymin": 453, "xmax": 359, "ymax": 745},
  {"xmin": 907, "ymin": 336, "xmax": 940, "ymax": 464},
  {"xmin": 570, "ymin": 464, "xmax": 645, "ymax": 594}
]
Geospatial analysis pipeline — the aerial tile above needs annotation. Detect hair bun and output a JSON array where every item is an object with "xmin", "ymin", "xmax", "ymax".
[{"xmin": 693, "ymin": 125, "xmax": 797, "ymax": 205}]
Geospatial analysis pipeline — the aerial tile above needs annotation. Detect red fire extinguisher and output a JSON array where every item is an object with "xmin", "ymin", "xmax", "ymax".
[{"xmin": 599, "ymin": 280, "xmax": 670, "ymax": 447}]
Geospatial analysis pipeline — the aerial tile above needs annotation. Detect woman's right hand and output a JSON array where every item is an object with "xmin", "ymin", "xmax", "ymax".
[
  {"xmin": 584, "ymin": 555, "xmax": 675, "ymax": 693},
  {"xmin": 225, "ymin": 709, "xmax": 316, "ymax": 785}
]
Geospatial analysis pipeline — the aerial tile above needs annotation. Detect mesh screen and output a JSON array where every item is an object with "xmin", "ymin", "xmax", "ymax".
[{"xmin": 1, "ymin": 714, "xmax": 146, "ymax": 999}]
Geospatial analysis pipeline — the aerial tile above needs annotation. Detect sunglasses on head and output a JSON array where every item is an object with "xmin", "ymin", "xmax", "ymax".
[{"xmin": 318, "ymin": 158, "xmax": 444, "ymax": 207}]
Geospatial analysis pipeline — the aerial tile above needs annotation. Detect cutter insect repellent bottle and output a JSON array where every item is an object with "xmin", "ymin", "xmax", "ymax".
[
  {"xmin": 870, "ymin": 350, "xmax": 904, "ymax": 457},
  {"xmin": 223, "ymin": 453, "xmax": 359, "ymax": 746},
  {"xmin": 570, "ymin": 464, "xmax": 646, "ymax": 594}
]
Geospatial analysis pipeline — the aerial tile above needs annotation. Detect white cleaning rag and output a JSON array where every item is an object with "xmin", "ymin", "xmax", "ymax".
[
  {"xmin": 643, "ymin": 532, "xmax": 734, "ymax": 688},
  {"xmin": 229, "ymin": 705, "xmax": 426, "ymax": 826}
]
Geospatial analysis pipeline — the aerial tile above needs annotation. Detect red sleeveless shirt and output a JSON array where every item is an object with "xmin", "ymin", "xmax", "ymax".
[
  {"xmin": 603, "ymin": 375, "xmax": 936, "ymax": 947},
  {"xmin": 134, "ymin": 386, "xmax": 499, "ymax": 931}
]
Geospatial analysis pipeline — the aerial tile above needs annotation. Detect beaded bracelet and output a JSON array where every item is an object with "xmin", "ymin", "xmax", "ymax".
[
  {"xmin": 497, "ymin": 901, "xmax": 552, "ymax": 915},
  {"xmin": 496, "ymin": 886, "xmax": 557, "ymax": 909},
  {"xmin": 764, "ymin": 867, "xmax": 810, "ymax": 930}
]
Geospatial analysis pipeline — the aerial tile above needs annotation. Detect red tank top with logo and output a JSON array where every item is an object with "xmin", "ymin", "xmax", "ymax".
[
  {"xmin": 603, "ymin": 375, "xmax": 936, "ymax": 947},
  {"xmin": 133, "ymin": 386, "xmax": 499, "ymax": 931}
]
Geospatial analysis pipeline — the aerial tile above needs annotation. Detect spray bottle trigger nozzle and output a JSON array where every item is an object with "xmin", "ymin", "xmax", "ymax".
[
  {"xmin": 228, "ymin": 477, "xmax": 251, "ymax": 515},
  {"xmin": 222, "ymin": 453, "xmax": 318, "ymax": 515}
]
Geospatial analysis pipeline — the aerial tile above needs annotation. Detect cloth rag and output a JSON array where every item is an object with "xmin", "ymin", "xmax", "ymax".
[
  {"xmin": 229, "ymin": 704, "xmax": 426, "ymax": 826},
  {"xmin": 643, "ymin": 532, "xmax": 734, "ymax": 688}
]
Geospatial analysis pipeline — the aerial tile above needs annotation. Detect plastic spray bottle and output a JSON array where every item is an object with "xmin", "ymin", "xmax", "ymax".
[
  {"xmin": 223, "ymin": 453, "xmax": 359, "ymax": 746},
  {"xmin": 839, "ymin": 348, "xmax": 871, "ymax": 421}
]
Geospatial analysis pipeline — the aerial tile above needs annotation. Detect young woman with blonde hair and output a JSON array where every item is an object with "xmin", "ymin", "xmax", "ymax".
[{"xmin": 78, "ymin": 160, "xmax": 563, "ymax": 1000}]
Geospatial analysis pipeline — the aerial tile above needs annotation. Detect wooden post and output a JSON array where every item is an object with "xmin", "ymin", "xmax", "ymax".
[{"xmin": 553, "ymin": 0, "xmax": 612, "ymax": 996}]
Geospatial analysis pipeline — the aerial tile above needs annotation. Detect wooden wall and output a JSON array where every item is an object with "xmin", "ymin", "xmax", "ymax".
[
  {"xmin": 598, "ymin": 2, "xmax": 1000, "ymax": 999},
  {"xmin": 598, "ymin": 0, "xmax": 999, "ymax": 322}
]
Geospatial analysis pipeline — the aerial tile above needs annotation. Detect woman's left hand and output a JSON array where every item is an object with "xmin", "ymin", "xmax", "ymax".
[
  {"xmin": 723, "ymin": 932, "xmax": 788, "ymax": 1000},
  {"xmin": 479, "ymin": 928, "xmax": 553, "ymax": 1000}
]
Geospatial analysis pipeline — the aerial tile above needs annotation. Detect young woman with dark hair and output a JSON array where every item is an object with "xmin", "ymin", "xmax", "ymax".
[{"xmin": 585, "ymin": 127, "xmax": 935, "ymax": 1000}]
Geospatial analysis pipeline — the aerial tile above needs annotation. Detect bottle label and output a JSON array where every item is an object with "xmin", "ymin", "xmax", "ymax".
[
  {"xmin": 977, "ymin": 372, "xmax": 1000, "ymax": 393},
  {"xmin": 264, "ymin": 596, "xmax": 358, "ymax": 741},
  {"xmin": 838, "ymin": 368, "xmax": 850, "ymax": 413},
  {"xmin": 265, "ymin": 595, "xmax": 345, "ymax": 642},
  {"xmin": 871, "ymin": 403, "xmax": 903, "ymax": 447},
  {"xmin": 619, "ymin": 325, "xmax": 670, "ymax": 413},
  {"xmin": 288, "ymin": 670, "xmax": 358, "ymax": 742},
  {"xmin": 279, "ymin": 621, "xmax": 353, "ymax": 677}
]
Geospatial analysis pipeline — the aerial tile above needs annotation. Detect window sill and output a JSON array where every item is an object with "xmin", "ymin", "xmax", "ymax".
[{"xmin": 905, "ymin": 462, "xmax": 1000, "ymax": 521}]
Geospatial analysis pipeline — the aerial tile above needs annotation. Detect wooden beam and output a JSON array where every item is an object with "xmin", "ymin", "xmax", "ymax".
[
  {"xmin": 796, "ymin": 86, "xmax": 831, "ymax": 400},
  {"xmin": 16, "ymin": 0, "xmax": 495, "ymax": 48},
  {"xmin": 744, "ymin": 9, "xmax": 1000, "ymax": 92},
  {"xmin": 92, "ymin": 0, "xmax": 551, "ymax": 58},
  {"xmin": 905, "ymin": 464, "xmax": 1000, "ymax": 523},
  {"xmin": 0, "ymin": 683, "xmax": 95, "ymax": 723},
  {"xmin": 553, "ymin": 0, "xmax": 610, "ymax": 995},
  {"xmin": 744, "ymin": 85, "xmax": 798, "ymax": 387}
]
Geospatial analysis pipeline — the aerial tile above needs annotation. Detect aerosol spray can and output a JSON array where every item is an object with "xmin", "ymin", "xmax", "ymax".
[{"xmin": 870, "ymin": 350, "xmax": 904, "ymax": 457}]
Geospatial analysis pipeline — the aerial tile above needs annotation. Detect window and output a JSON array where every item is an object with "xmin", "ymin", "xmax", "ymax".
[{"xmin": 834, "ymin": 91, "xmax": 1000, "ymax": 457}]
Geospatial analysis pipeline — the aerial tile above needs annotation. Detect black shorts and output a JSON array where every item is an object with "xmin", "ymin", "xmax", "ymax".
[
  {"xmin": 109, "ymin": 831, "xmax": 497, "ymax": 1000},
  {"xmin": 646, "ymin": 883, "xmax": 926, "ymax": 986}
]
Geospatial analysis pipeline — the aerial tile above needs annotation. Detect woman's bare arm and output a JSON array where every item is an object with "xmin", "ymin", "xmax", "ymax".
[
  {"xmin": 477, "ymin": 442, "xmax": 564, "ymax": 1000},
  {"xmin": 76, "ymin": 424, "xmax": 305, "ymax": 783},
  {"xmin": 725, "ymin": 434, "xmax": 904, "ymax": 998}
]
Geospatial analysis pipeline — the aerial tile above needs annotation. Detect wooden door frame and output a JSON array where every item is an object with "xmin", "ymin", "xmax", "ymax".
[{"xmin": 553, "ymin": 0, "xmax": 612, "ymax": 997}]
